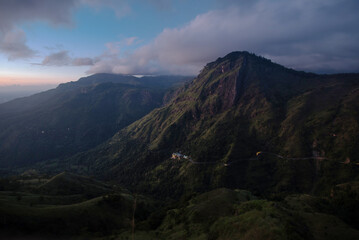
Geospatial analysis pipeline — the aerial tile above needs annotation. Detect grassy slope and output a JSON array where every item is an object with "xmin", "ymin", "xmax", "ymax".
[
  {"xmin": 0, "ymin": 74, "xmax": 192, "ymax": 168},
  {"xmin": 36, "ymin": 172, "xmax": 114, "ymax": 197},
  {"xmin": 0, "ymin": 193, "xmax": 133, "ymax": 236},
  {"xmin": 0, "ymin": 172, "xmax": 358, "ymax": 239},
  {"xmin": 66, "ymin": 52, "xmax": 359, "ymax": 200},
  {"xmin": 126, "ymin": 188, "xmax": 359, "ymax": 240},
  {"xmin": 0, "ymin": 172, "xmax": 156, "ymax": 238}
]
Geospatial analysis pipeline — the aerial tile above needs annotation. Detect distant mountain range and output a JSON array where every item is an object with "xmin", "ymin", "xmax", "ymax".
[{"xmin": 0, "ymin": 74, "xmax": 191, "ymax": 167}]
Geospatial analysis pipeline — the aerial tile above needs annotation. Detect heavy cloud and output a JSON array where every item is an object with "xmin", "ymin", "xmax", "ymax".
[
  {"xmin": 0, "ymin": 0, "xmax": 171, "ymax": 61},
  {"xmin": 0, "ymin": 29, "xmax": 35, "ymax": 60},
  {"xmin": 0, "ymin": 0, "xmax": 78, "ymax": 60},
  {"xmin": 1, "ymin": 0, "xmax": 358, "ymax": 74}
]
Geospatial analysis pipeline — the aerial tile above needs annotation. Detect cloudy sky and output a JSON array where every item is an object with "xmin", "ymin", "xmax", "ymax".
[{"xmin": 0, "ymin": 0, "xmax": 358, "ymax": 85}]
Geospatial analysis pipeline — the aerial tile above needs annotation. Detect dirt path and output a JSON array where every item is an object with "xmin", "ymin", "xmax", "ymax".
[{"xmin": 186, "ymin": 151, "xmax": 329, "ymax": 166}]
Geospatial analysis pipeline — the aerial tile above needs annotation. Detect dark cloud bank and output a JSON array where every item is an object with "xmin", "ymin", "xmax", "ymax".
[
  {"xmin": 0, "ymin": 0, "xmax": 77, "ymax": 60},
  {"xmin": 0, "ymin": 0, "xmax": 358, "ymax": 75},
  {"xmin": 89, "ymin": 0, "xmax": 359, "ymax": 75}
]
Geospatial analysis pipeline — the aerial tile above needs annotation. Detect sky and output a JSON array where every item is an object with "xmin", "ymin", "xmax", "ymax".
[{"xmin": 0, "ymin": 0, "xmax": 358, "ymax": 86}]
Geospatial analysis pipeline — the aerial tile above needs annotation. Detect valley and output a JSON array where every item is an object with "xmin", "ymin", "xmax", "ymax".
[
  {"xmin": 0, "ymin": 171, "xmax": 358, "ymax": 239},
  {"xmin": 0, "ymin": 52, "xmax": 358, "ymax": 239},
  {"xmin": 1, "ymin": 1, "xmax": 358, "ymax": 239}
]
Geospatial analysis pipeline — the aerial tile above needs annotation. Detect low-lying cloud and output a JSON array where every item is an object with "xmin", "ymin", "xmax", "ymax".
[
  {"xmin": 72, "ymin": 57, "xmax": 94, "ymax": 66},
  {"xmin": 89, "ymin": 0, "xmax": 359, "ymax": 75},
  {"xmin": 41, "ymin": 51, "xmax": 71, "ymax": 66},
  {"xmin": 38, "ymin": 50, "xmax": 93, "ymax": 66}
]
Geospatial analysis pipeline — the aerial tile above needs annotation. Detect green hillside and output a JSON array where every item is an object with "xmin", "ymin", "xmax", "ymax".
[
  {"xmin": 36, "ymin": 172, "xmax": 113, "ymax": 197},
  {"xmin": 1, "ymin": 52, "xmax": 358, "ymax": 239},
  {"xmin": 0, "ymin": 74, "xmax": 190, "ymax": 168},
  {"xmin": 114, "ymin": 187, "xmax": 359, "ymax": 240},
  {"xmin": 68, "ymin": 52, "xmax": 359, "ymax": 198},
  {"xmin": 1, "ymin": 174, "xmax": 357, "ymax": 239},
  {"xmin": 0, "ymin": 172, "xmax": 155, "ymax": 239}
]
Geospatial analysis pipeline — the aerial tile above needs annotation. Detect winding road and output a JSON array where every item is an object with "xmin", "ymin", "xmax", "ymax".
[{"xmin": 185, "ymin": 151, "xmax": 329, "ymax": 166}]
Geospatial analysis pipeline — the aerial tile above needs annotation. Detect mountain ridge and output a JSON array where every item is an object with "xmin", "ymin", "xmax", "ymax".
[
  {"xmin": 65, "ymin": 51, "xmax": 359, "ymax": 197},
  {"xmin": 0, "ymin": 74, "xmax": 191, "ymax": 167}
]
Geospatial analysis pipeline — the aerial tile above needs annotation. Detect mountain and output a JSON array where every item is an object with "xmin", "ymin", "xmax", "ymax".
[
  {"xmin": 69, "ymin": 73, "xmax": 190, "ymax": 90},
  {"xmin": 0, "ymin": 74, "xmax": 191, "ymax": 168},
  {"xmin": 1, "ymin": 52, "xmax": 359, "ymax": 239},
  {"xmin": 68, "ymin": 51, "xmax": 359, "ymax": 197}
]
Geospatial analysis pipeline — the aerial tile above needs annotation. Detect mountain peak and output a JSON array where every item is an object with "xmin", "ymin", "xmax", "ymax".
[
  {"xmin": 216, "ymin": 51, "xmax": 251, "ymax": 62},
  {"xmin": 60, "ymin": 51, "xmax": 359, "ymax": 200},
  {"xmin": 204, "ymin": 51, "xmax": 273, "ymax": 70}
]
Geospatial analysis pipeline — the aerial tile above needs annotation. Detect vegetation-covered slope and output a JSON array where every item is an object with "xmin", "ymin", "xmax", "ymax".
[
  {"xmin": 152, "ymin": 188, "xmax": 359, "ymax": 240},
  {"xmin": 0, "ymin": 172, "xmax": 157, "ymax": 238},
  {"xmin": 69, "ymin": 51, "xmax": 359, "ymax": 197},
  {"xmin": 36, "ymin": 172, "xmax": 113, "ymax": 196},
  {"xmin": 0, "ymin": 74, "xmax": 191, "ymax": 167},
  {"xmin": 1, "ymin": 172, "xmax": 358, "ymax": 240}
]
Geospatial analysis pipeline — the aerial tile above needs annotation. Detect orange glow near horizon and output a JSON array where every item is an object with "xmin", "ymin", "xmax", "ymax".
[{"xmin": 0, "ymin": 73, "xmax": 72, "ymax": 86}]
